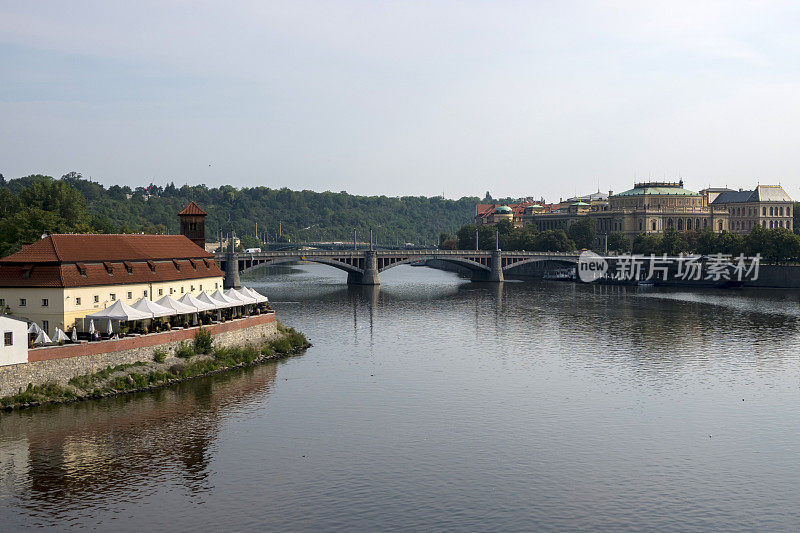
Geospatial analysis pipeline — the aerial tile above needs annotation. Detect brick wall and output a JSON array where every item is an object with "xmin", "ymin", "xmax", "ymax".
[{"xmin": 0, "ymin": 313, "xmax": 278, "ymax": 397}]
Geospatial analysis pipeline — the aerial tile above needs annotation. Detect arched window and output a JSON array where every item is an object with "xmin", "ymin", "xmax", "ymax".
[
  {"xmin": 770, "ymin": 206, "xmax": 774, "ymax": 216},
  {"xmin": 678, "ymin": 219, "xmax": 683, "ymax": 230},
  {"xmin": 788, "ymin": 207, "xmax": 792, "ymax": 217},
  {"xmin": 704, "ymin": 218, "xmax": 708, "ymax": 228},
  {"xmin": 696, "ymin": 218, "xmax": 700, "ymax": 229},
  {"xmin": 763, "ymin": 207, "xmax": 766, "ymax": 216},
  {"xmin": 770, "ymin": 220, "xmax": 774, "ymax": 228},
  {"xmin": 652, "ymin": 220, "xmax": 656, "ymax": 231},
  {"xmin": 780, "ymin": 206, "xmax": 784, "ymax": 216},
  {"xmin": 667, "ymin": 218, "xmax": 673, "ymax": 228},
  {"xmin": 639, "ymin": 220, "xmax": 642, "ymax": 231},
  {"xmin": 687, "ymin": 218, "xmax": 692, "ymax": 230},
  {"xmin": 780, "ymin": 220, "xmax": 784, "ymax": 228},
  {"xmin": 718, "ymin": 220, "xmax": 723, "ymax": 231}
]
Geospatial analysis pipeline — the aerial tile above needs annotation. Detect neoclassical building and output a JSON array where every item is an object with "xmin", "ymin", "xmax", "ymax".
[
  {"xmin": 591, "ymin": 181, "xmax": 730, "ymax": 238},
  {"xmin": 709, "ymin": 185, "xmax": 793, "ymax": 234}
]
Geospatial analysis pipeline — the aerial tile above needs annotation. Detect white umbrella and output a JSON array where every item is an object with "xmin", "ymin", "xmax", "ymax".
[
  {"xmin": 196, "ymin": 291, "xmax": 230, "ymax": 309},
  {"xmin": 86, "ymin": 300, "xmax": 152, "ymax": 321},
  {"xmin": 106, "ymin": 319, "xmax": 114, "ymax": 336},
  {"xmin": 131, "ymin": 297, "xmax": 175, "ymax": 318},
  {"xmin": 27, "ymin": 322, "xmax": 42, "ymax": 335},
  {"xmin": 241, "ymin": 286, "xmax": 269, "ymax": 303},
  {"xmin": 211, "ymin": 289, "xmax": 240, "ymax": 308},
  {"xmin": 71, "ymin": 327, "xmax": 78, "ymax": 342},
  {"xmin": 156, "ymin": 295, "xmax": 198, "ymax": 314},
  {"xmin": 53, "ymin": 328, "xmax": 70, "ymax": 343},
  {"xmin": 225, "ymin": 288, "xmax": 256, "ymax": 305},
  {"xmin": 89, "ymin": 319, "xmax": 96, "ymax": 334},
  {"xmin": 34, "ymin": 329, "xmax": 52, "ymax": 345},
  {"xmin": 178, "ymin": 293, "xmax": 215, "ymax": 311}
]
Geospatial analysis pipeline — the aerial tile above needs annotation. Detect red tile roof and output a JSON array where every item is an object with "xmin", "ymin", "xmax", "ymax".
[
  {"xmin": 178, "ymin": 201, "xmax": 208, "ymax": 216},
  {"xmin": 2, "ymin": 234, "xmax": 213, "ymax": 263},
  {"xmin": 0, "ymin": 234, "xmax": 223, "ymax": 288}
]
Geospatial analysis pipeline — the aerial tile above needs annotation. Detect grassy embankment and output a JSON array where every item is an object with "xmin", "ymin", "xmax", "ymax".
[{"xmin": 1, "ymin": 324, "xmax": 309, "ymax": 410}]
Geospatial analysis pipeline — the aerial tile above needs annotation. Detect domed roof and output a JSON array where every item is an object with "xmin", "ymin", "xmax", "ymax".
[{"xmin": 494, "ymin": 205, "xmax": 513, "ymax": 214}]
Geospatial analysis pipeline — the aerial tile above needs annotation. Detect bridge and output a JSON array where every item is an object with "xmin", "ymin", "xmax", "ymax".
[{"xmin": 216, "ymin": 249, "xmax": 580, "ymax": 287}]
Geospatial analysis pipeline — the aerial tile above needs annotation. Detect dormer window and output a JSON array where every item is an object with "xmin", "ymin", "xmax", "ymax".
[
  {"xmin": 103, "ymin": 262, "xmax": 114, "ymax": 275},
  {"xmin": 172, "ymin": 259, "xmax": 181, "ymax": 271},
  {"xmin": 76, "ymin": 262, "xmax": 87, "ymax": 276},
  {"xmin": 147, "ymin": 260, "xmax": 156, "ymax": 273},
  {"xmin": 123, "ymin": 261, "xmax": 133, "ymax": 274}
]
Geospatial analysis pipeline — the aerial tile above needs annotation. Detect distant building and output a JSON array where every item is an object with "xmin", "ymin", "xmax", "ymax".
[
  {"xmin": 475, "ymin": 202, "xmax": 538, "ymax": 227},
  {"xmin": 709, "ymin": 185, "xmax": 793, "ymax": 233},
  {"xmin": 523, "ymin": 181, "xmax": 731, "ymax": 241}
]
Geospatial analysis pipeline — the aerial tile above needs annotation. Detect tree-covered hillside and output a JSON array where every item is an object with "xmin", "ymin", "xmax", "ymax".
[{"xmin": 0, "ymin": 172, "xmax": 481, "ymax": 256}]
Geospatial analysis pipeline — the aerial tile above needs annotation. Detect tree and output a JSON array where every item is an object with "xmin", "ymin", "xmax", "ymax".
[
  {"xmin": 568, "ymin": 217, "xmax": 596, "ymax": 249},
  {"xmin": 605, "ymin": 233, "xmax": 629, "ymax": 253},
  {"xmin": 534, "ymin": 230, "xmax": 575, "ymax": 252},
  {"xmin": 632, "ymin": 233, "xmax": 662, "ymax": 255},
  {"xmin": 659, "ymin": 228, "xmax": 688, "ymax": 255}
]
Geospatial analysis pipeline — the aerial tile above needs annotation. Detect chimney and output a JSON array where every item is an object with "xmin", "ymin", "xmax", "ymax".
[{"xmin": 609, "ymin": 190, "xmax": 613, "ymax": 197}]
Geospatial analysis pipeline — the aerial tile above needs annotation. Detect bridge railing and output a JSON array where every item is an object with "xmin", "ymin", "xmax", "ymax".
[{"xmin": 217, "ymin": 249, "xmax": 580, "ymax": 258}]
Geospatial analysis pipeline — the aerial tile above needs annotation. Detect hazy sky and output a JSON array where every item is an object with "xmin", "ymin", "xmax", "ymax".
[{"xmin": 2, "ymin": 1, "xmax": 800, "ymax": 200}]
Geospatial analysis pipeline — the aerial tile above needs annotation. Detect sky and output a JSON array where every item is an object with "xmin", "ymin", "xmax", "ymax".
[{"xmin": 1, "ymin": 1, "xmax": 800, "ymax": 200}]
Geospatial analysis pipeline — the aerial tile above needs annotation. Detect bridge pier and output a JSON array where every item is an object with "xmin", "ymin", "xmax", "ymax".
[
  {"xmin": 347, "ymin": 250, "xmax": 380, "ymax": 285},
  {"xmin": 470, "ymin": 250, "xmax": 504, "ymax": 282},
  {"xmin": 223, "ymin": 250, "xmax": 242, "ymax": 289}
]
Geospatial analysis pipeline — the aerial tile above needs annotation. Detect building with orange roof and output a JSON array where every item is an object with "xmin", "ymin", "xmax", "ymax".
[{"xmin": 0, "ymin": 204, "xmax": 224, "ymax": 337}]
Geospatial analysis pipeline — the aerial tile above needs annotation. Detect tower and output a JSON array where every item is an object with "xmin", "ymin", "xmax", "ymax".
[{"xmin": 178, "ymin": 201, "xmax": 207, "ymax": 249}]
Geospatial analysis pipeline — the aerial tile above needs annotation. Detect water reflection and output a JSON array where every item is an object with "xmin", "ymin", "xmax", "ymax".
[{"xmin": 0, "ymin": 363, "xmax": 279, "ymax": 526}]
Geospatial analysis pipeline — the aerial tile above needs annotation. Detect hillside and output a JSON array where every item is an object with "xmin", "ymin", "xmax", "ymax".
[{"xmin": 0, "ymin": 172, "xmax": 481, "ymax": 255}]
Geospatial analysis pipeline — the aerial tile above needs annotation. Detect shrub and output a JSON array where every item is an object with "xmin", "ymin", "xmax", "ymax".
[
  {"xmin": 153, "ymin": 348, "xmax": 167, "ymax": 363},
  {"xmin": 175, "ymin": 341, "xmax": 195, "ymax": 359},
  {"xmin": 194, "ymin": 327, "xmax": 213, "ymax": 354}
]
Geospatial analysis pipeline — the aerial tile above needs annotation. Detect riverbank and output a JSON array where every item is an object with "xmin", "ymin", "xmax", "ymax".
[{"xmin": 0, "ymin": 323, "xmax": 309, "ymax": 411}]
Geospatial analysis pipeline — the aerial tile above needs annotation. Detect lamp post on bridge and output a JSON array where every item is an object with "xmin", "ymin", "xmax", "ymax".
[{"xmin": 475, "ymin": 228, "xmax": 479, "ymax": 252}]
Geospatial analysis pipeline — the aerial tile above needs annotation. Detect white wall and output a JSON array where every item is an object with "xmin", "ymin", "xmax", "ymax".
[{"xmin": 0, "ymin": 316, "xmax": 28, "ymax": 366}]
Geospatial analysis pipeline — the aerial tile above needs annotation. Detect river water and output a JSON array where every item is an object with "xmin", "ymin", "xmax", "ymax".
[{"xmin": 2, "ymin": 264, "xmax": 800, "ymax": 531}]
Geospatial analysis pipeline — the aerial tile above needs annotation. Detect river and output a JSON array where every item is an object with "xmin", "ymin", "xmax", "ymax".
[{"xmin": 2, "ymin": 264, "xmax": 800, "ymax": 531}]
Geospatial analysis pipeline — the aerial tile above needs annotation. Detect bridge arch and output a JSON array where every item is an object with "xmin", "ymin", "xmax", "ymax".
[
  {"xmin": 502, "ymin": 256, "xmax": 578, "ymax": 272},
  {"xmin": 377, "ymin": 255, "xmax": 491, "ymax": 273},
  {"xmin": 225, "ymin": 255, "xmax": 364, "ymax": 275}
]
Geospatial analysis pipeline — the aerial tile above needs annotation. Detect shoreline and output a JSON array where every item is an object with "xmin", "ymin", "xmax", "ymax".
[{"xmin": 1, "ymin": 325, "xmax": 310, "ymax": 412}]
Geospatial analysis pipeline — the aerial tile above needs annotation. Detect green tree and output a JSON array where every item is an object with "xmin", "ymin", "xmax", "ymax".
[
  {"xmin": 605, "ymin": 232, "xmax": 629, "ymax": 253},
  {"xmin": 567, "ymin": 217, "xmax": 596, "ymax": 249},
  {"xmin": 632, "ymin": 233, "xmax": 662, "ymax": 255},
  {"xmin": 534, "ymin": 230, "xmax": 575, "ymax": 252}
]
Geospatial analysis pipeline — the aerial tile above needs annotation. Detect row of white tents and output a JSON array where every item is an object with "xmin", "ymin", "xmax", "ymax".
[
  {"xmin": 84, "ymin": 287, "xmax": 268, "ymax": 323},
  {"xmin": 28, "ymin": 287, "xmax": 269, "ymax": 346}
]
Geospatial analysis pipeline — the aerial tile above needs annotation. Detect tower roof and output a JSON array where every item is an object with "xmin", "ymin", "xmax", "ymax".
[{"xmin": 178, "ymin": 201, "xmax": 208, "ymax": 216}]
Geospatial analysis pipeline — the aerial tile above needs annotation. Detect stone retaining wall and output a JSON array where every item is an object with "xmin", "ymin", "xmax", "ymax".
[{"xmin": 0, "ymin": 314, "xmax": 277, "ymax": 397}]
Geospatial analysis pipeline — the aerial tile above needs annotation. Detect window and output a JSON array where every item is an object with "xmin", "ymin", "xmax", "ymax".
[
  {"xmin": 144, "ymin": 290, "xmax": 147, "ymax": 297},
  {"xmin": 170, "ymin": 288, "xmax": 174, "ymax": 294},
  {"xmin": 789, "ymin": 207, "xmax": 792, "ymax": 217},
  {"xmin": 41, "ymin": 298, "xmax": 49, "ymax": 307},
  {"xmin": 718, "ymin": 221, "xmax": 723, "ymax": 231},
  {"xmin": 199, "ymin": 285, "xmax": 203, "ymax": 291},
  {"xmin": 3, "ymin": 332, "xmax": 11, "ymax": 346},
  {"xmin": 42, "ymin": 320, "xmax": 49, "ymax": 334},
  {"xmin": 76, "ymin": 297, "xmax": 81, "ymax": 305},
  {"xmin": 94, "ymin": 295, "xmax": 99, "ymax": 303},
  {"xmin": 191, "ymin": 285, "xmax": 195, "ymax": 292},
  {"xmin": 763, "ymin": 206, "xmax": 766, "ymax": 216},
  {"xmin": 158, "ymin": 288, "xmax": 163, "ymax": 296},
  {"xmin": 19, "ymin": 299, "xmax": 26, "ymax": 307},
  {"xmin": 0, "ymin": 299, "xmax": 4, "ymax": 307},
  {"xmin": 215, "ymin": 283, "xmax": 219, "ymax": 289},
  {"xmin": 780, "ymin": 206, "xmax": 784, "ymax": 216},
  {"xmin": 127, "ymin": 292, "xmax": 132, "ymax": 299},
  {"xmin": 110, "ymin": 293, "xmax": 116, "ymax": 301},
  {"xmin": 181, "ymin": 287, "xmax": 184, "ymax": 293},
  {"xmin": 770, "ymin": 206, "xmax": 774, "ymax": 216},
  {"xmin": 652, "ymin": 220, "xmax": 656, "ymax": 231}
]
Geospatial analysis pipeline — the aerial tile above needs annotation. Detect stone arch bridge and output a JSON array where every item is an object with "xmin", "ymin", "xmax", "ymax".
[{"xmin": 216, "ymin": 249, "xmax": 580, "ymax": 286}]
